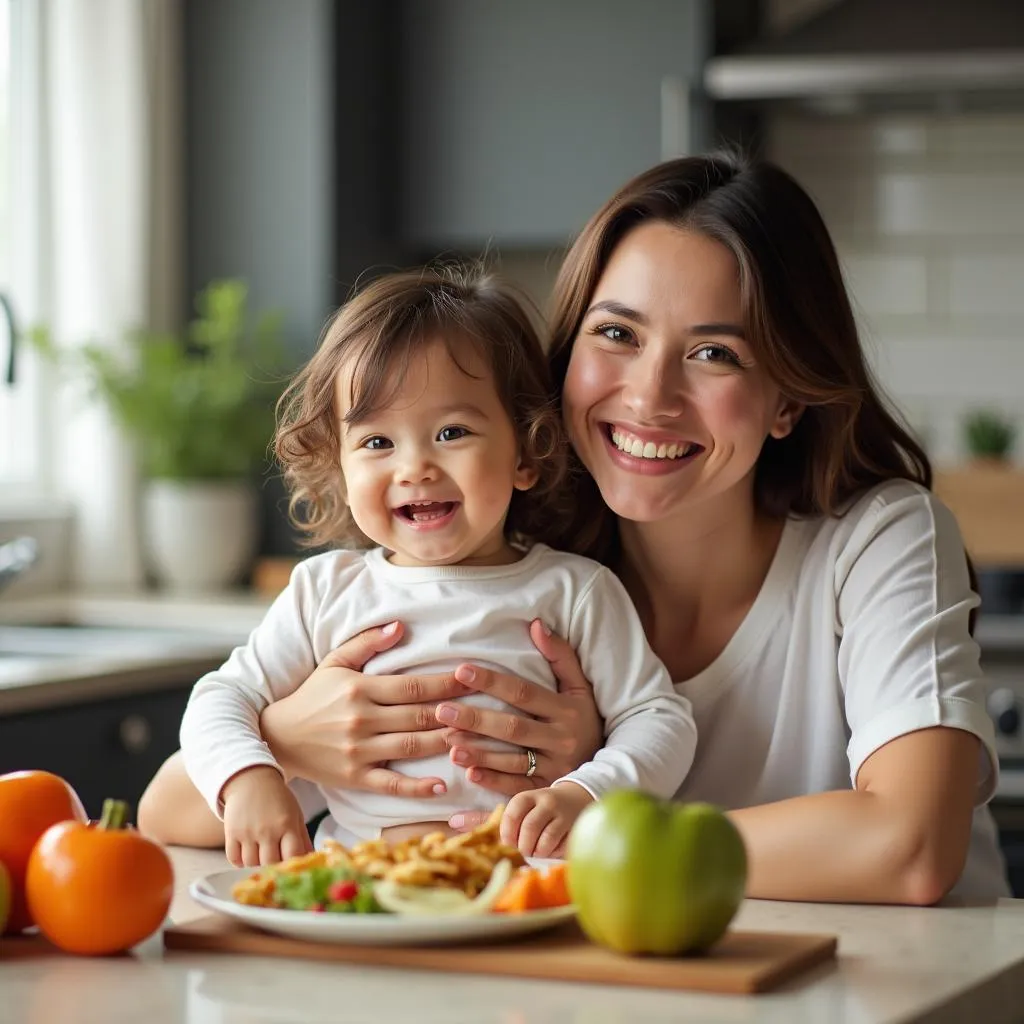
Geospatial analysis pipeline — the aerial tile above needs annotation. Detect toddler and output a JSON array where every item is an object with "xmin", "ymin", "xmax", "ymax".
[{"xmin": 179, "ymin": 266, "xmax": 697, "ymax": 866}]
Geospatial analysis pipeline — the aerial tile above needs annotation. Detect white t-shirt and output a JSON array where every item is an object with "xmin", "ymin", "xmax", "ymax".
[
  {"xmin": 179, "ymin": 544, "xmax": 696, "ymax": 843},
  {"xmin": 671, "ymin": 479, "xmax": 1006, "ymax": 899}
]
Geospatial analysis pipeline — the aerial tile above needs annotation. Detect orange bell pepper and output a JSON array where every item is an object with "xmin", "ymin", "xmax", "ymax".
[
  {"xmin": 26, "ymin": 798, "xmax": 174, "ymax": 955},
  {"xmin": 0, "ymin": 770, "xmax": 87, "ymax": 934},
  {"xmin": 493, "ymin": 862, "xmax": 572, "ymax": 913}
]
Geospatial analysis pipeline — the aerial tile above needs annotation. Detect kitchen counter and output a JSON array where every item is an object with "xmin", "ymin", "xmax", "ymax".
[
  {"xmin": 3, "ymin": 847, "xmax": 1024, "ymax": 1023},
  {"xmin": 0, "ymin": 591, "xmax": 271, "ymax": 714}
]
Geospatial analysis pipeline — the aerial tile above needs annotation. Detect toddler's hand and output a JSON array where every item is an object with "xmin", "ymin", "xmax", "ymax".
[
  {"xmin": 221, "ymin": 765, "xmax": 313, "ymax": 867},
  {"xmin": 500, "ymin": 782, "xmax": 594, "ymax": 859}
]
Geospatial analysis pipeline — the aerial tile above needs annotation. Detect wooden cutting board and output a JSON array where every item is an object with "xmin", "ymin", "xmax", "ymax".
[{"xmin": 163, "ymin": 915, "xmax": 837, "ymax": 995}]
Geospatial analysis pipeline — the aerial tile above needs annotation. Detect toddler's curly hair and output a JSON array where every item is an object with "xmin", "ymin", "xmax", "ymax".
[{"xmin": 274, "ymin": 264, "xmax": 573, "ymax": 550}]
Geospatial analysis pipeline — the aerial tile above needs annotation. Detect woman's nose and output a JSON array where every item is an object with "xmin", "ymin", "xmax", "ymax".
[{"xmin": 622, "ymin": 355, "xmax": 685, "ymax": 421}]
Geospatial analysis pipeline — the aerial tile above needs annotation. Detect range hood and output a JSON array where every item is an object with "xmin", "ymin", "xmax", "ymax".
[{"xmin": 704, "ymin": 0, "xmax": 1024, "ymax": 107}]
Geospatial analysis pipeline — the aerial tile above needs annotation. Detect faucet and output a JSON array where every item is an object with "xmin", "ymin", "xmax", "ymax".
[{"xmin": 0, "ymin": 536, "xmax": 40, "ymax": 593}]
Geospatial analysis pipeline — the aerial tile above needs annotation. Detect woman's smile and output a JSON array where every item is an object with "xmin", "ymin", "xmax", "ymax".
[
  {"xmin": 563, "ymin": 221, "xmax": 795, "ymax": 524},
  {"xmin": 602, "ymin": 423, "xmax": 704, "ymax": 475}
]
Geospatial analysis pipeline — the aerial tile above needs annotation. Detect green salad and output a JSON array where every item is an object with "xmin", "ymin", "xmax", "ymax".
[{"xmin": 271, "ymin": 865, "xmax": 384, "ymax": 914}]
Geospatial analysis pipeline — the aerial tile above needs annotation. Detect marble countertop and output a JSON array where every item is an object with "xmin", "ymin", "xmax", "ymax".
[{"xmin": 4, "ymin": 846, "xmax": 1024, "ymax": 1024}]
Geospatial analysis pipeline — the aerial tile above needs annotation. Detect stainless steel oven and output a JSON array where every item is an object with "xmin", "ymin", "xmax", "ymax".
[{"xmin": 979, "ymin": 620, "xmax": 1024, "ymax": 896}]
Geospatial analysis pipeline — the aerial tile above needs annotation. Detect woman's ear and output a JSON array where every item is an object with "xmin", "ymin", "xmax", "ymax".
[
  {"xmin": 769, "ymin": 397, "xmax": 805, "ymax": 440},
  {"xmin": 513, "ymin": 457, "xmax": 540, "ymax": 491}
]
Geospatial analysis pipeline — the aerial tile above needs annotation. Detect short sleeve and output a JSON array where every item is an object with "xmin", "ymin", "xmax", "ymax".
[{"xmin": 836, "ymin": 484, "xmax": 997, "ymax": 804}]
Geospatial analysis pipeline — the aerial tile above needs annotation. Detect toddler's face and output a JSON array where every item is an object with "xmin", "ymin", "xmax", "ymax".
[{"xmin": 336, "ymin": 337, "xmax": 537, "ymax": 567}]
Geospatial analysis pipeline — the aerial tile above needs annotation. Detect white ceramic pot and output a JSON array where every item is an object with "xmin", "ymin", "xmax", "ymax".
[{"xmin": 142, "ymin": 479, "xmax": 259, "ymax": 592}]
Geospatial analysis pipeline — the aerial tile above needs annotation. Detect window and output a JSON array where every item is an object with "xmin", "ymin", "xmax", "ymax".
[{"xmin": 0, "ymin": 0, "xmax": 46, "ymax": 495}]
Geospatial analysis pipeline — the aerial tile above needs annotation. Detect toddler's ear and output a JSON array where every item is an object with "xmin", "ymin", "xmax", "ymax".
[{"xmin": 513, "ymin": 458, "xmax": 540, "ymax": 491}]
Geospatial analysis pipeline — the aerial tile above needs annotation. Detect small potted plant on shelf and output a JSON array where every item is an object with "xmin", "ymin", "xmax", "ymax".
[
  {"xmin": 32, "ymin": 280, "xmax": 286, "ymax": 591},
  {"xmin": 950, "ymin": 408, "xmax": 1024, "ymax": 614},
  {"xmin": 963, "ymin": 409, "xmax": 1017, "ymax": 464}
]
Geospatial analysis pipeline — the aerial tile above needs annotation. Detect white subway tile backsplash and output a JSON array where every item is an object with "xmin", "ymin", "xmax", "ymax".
[
  {"xmin": 842, "ymin": 254, "xmax": 929, "ymax": 317},
  {"xmin": 769, "ymin": 109, "xmax": 1024, "ymax": 465},
  {"xmin": 948, "ymin": 254, "xmax": 1024, "ymax": 318},
  {"xmin": 876, "ymin": 173, "xmax": 1024, "ymax": 237},
  {"xmin": 929, "ymin": 115, "xmax": 1024, "ymax": 157}
]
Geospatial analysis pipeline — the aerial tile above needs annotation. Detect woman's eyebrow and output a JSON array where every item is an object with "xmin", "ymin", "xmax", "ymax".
[
  {"xmin": 690, "ymin": 322, "xmax": 747, "ymax": 340},
  {"xmin": 584, "ymin": 300, "xmax": 648, "ymax": 324}
]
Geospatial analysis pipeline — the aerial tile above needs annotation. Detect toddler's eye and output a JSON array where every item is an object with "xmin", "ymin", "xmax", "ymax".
[
  {"xmin": 437, "ymin": 425, "xmax": 469, "ymax": 442},
  {"xmin": 362, "ymin": 436, "xmax": 392, "ymax": 450}
]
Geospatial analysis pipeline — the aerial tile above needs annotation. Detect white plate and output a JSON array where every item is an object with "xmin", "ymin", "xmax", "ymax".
[{"xmin": 188, "ymin": 863, "xmax": 576, "ymax": 946}]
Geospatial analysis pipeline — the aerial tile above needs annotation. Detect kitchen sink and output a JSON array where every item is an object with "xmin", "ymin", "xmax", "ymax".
[{"xmin": 0, "ymin": 624, "xmax": 232, "ymax": 660}]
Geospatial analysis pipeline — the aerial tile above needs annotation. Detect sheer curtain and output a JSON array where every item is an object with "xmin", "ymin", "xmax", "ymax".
[{"xmin": 11, "ymin": 0, "xmax": 182, "ymax": 588}]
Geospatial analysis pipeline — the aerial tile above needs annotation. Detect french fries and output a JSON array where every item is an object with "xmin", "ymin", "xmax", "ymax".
[{"xmin": 232, "ymin": 805, "xmax": 524, "ymax": 908}]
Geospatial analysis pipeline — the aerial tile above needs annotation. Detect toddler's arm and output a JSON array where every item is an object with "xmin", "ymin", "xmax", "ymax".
[
  {"xmin": 179, "ymin": 560, "xmax": 322, "ymax": 819},
  {"xmin": 556, "ymin": 566, "xmax": 696, "ymax": 801}
]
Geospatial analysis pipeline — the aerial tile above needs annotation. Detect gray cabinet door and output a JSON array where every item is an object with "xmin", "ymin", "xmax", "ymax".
[{"xmin": 403, "ymin": 0, "xmax": 711, "ymax": 249}]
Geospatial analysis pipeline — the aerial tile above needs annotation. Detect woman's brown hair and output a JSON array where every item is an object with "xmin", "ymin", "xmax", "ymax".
[
  {"xmin": 547, "ymin": 150, "xmax": 933, "ymax": 564},
  {"xmin": 274, "ymin": 264, "xmax": 570, "ymax": 549}
]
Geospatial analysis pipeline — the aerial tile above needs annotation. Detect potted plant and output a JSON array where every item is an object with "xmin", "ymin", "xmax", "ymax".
[
  {"xmin": 963, "ymin": 409, "xmax": 1017, "ymax": 463},
  {"xmin": 33, "ymin": 280, "xmax": 286, "ymax": 591}
]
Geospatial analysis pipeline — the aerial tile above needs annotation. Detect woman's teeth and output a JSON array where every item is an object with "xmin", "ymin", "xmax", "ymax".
[{"xmin": 610, "ymin": 429, "xmax": 694, "ymax": 460}]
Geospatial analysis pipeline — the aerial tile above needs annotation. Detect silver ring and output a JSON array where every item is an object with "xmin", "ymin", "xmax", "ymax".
[{"xmin": 525, "ymin": 748, "xmax": 538, "ymax": 778}]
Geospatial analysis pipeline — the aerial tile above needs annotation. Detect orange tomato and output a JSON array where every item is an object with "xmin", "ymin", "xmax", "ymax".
[
  {"xmin": 26, "ymin": 798, "xmax": 174, "ymax": 955},
  {"xmin": 0, "ymin": 770, "xmax": 86, "ymax": 934}
]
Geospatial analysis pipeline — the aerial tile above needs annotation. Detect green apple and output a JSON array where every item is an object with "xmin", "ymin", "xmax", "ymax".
[
  {"xmin": 567, "ymin": 791, "xmax": 747, "ymax": 956},
  {"xmin": 0, "ymin": 859, "xmax": 10, "ymax": 935}
]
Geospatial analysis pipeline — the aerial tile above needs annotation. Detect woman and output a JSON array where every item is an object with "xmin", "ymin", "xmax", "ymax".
[{"xmin": 139, "ymin": 151, "xmax": 1007, "ymax": 903}]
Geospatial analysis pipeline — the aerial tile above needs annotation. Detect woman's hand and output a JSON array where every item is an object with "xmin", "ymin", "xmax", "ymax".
[
  {"xmin": 442, "ymin": 619, "xmax": 602, "ymax": 830},
  {"xmin": 260, "ymin": 621, "xmax": 471, "ymax": 798}
]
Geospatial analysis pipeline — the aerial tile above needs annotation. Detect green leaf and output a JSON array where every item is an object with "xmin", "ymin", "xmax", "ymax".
[{"xmin": 23, "ymin": 279, "xmax": 289, "ymax": 480}]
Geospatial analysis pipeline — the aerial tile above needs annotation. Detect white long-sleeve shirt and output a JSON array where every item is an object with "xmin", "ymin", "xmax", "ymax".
[
  {"xmin": 212, "ymin": 481, "xmax": 1008, "ymax": 898},
  {"xmin": 179, "ymin": 543, "xmax": 697, "ymax": 842}
]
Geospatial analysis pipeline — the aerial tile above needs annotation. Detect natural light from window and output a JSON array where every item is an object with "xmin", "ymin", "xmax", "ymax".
[{"xmin": 0, "ymin": 0, "xmax": 44, "ymax": 495}]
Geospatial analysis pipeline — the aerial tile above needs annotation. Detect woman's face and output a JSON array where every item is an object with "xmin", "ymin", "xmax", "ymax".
[{"xmin": 562, "ymin": 221, "xmax": 800, "ymax": 525}]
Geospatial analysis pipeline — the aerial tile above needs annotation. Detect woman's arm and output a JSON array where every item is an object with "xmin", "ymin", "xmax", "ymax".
[
  {"xmin": 731, "ymin": 727, "xmax": 979, "ymax": 905},
  {"xmin": 137, "ymin": 751, "xmax": 224, "ymax": 847}
]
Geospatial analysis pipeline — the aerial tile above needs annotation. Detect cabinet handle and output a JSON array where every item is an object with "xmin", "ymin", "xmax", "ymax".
[
  {"xmin": 118, "ymin": 714, "xmax": 152, "ymax": 755},
  {"xmin": 660, "ymin": 75, "xmax": 691, "ymax": 161}
]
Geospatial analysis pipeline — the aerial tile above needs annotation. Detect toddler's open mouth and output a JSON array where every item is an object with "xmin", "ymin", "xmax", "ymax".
[{"xmin": 394, "ymin": 500, "xmax": 460, "ymax": 526}]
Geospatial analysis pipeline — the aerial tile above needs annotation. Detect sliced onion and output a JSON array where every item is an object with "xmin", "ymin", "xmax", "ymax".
[{"xmin": 373, "ymin": 858, "xmax": 515, "ymax": 917}]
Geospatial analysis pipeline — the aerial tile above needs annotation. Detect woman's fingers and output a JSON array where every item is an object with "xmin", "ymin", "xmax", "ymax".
[
  {"xmin": 529, "ymin": 619, "xmax": 590, "ymax": 696},
  {"xmin": 435, "ymin": 699, "xmax": 558, "ymax": 753},
  {"xmin": 450, "ymin": 663, "xmax": 563, "ymax": 718},
  {"xmin": 320, "ymin": 621, "xmax": 406, "ymax": 671},
  {"xmin": 360, "ymin": 766, "xmax": 448, "ymax": 799},
  {"xmin": 464, "ymin": 765, "xmax": 540, "ymax": 797},
  {"xmin": 359, "ymin": 727, "xmax": 452, "ymax": 764},
  {"xmin": 449, "ymin": 743, "xmax": 544, "ymax": 779},
  {"xmin": 363, "ymin": 672, "xmax": 471, "ymax": 707}
]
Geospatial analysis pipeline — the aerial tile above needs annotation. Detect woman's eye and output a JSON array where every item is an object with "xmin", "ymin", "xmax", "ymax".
[
  {"xmin": 362, "ymin": 436, "xmax": 392, "ymax": 451},
  {"xmin": 597, "ymin": 324, "xmax": 635, "ymax": 345},
  {"xmin": 692, "ymin": 344, "xmax": 740, "ymax": 366},
  {"xmin": 437, "ymin": 425, "xmax": 469, "ymax": 442}
]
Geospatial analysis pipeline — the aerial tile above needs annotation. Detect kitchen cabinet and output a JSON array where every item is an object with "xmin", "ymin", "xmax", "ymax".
[
  {"xmin": 401, "ymin": 0, "xmax": 712, "ymax": 249},
  {"xmin": 0, "ymin": 684, "xmax": 193, "ymax": 820}
]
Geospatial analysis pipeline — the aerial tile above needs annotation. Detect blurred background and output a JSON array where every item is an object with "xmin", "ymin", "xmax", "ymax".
[
  {"xmin": 1, "ymin": 0, "xmax": 1022, "ymax": 594},
  {"xmin": 2, "ymin": 0, "xmax": 1024, "ymax": 874}
]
